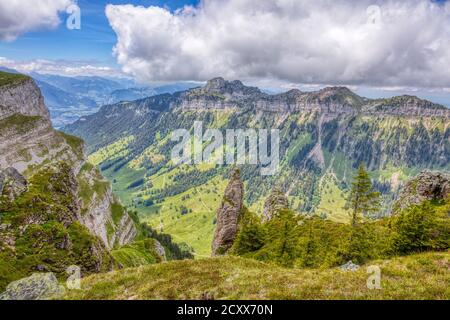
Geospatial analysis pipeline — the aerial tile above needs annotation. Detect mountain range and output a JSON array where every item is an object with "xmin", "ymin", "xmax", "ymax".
[{"xmin": 65, "ymin": 77, "xmax": 450, "ymax": 256}]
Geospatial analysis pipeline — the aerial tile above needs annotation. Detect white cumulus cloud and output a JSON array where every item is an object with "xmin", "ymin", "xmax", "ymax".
[
  {"xmin": 106, "ymin": 0, "xmax": 450, "ymax": 88},
  {"xmin": 0, "ymin": 0, "xmax": 74, "ymax": 41}
]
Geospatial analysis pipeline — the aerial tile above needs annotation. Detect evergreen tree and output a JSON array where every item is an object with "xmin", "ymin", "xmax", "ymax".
[
  {"xmin": 347, "ymin": 163, "xmax": 381, "ymax": 227},
  {"xmin": 302, "ymin": 222, "xmax": 316, "ymax": 267},
  {"xmin": 231, "ymin": 208, "xmax": 265, "ymax": 255},
  {"xmin": 262, "ymin": 210, "xmax": 301, "ymax": 267},
  {"xmin": 392, "ymin": 201, "xmax": 449, "ymax": 254}
]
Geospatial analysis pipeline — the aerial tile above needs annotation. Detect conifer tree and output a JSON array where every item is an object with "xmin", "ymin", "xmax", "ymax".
[
  {"xmin": 347, "ymin": 163, "xmax": 381, "ymax": 227},
  {"xmin": 264, "ymin": 210, "xmax": 301, "ymax": 266}
]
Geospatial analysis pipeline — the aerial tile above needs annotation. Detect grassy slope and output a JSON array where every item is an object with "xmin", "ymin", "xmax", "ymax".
[
  {"xmin": 141, "ymin": 172, "xmax": 227, "ymax": 257},
  {"xmin": 64, "ymin": 251, "xmax": 449, "ymax": 300},
  {"xmin": 316, "ymin": 175, "xmax": 351, "ymax": 223}
]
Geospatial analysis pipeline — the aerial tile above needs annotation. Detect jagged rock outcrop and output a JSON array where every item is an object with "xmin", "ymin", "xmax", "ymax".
[
  {"xmin": 0, "ymin": 72, "xmax": 137, "ymax": 249},
  {"xmin": 0, "ymin": 167, "xmax": 27, "ymax": 202},
  {"xmin": 113, "ymin": 212, "xmax": 138, "ymax": 247},
  {"xmin": 393, "ymin": 171, "xmax": 450, "ymax": 213},
  {"xmin": 340, "ymin": 261, "xmax": 360, "ymax": 272},
  {"xmin": 262, "ymin": 188, "xmax": 290, "ymax": 222},
  {"xmin": 212, "ymin": 169, "xmax": 244, "ymax": 256}
]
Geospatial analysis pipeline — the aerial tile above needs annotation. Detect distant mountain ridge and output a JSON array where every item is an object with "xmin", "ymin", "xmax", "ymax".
[
  {"xmin": 73, "ymin": 77, "xmax": 449, "ymax": 116},
  {"xmin": 0, "ymin": 69, "xmax": 200, "ymax": 128}
]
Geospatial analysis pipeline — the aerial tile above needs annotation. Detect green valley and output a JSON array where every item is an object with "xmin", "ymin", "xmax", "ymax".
[{"xmin": 66, "ymin": 78, "xmax": 450, "ymax": 256}]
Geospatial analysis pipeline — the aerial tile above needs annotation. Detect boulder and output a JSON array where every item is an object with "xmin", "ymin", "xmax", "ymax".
[
  {"xmin": 0, "ymin": 273, "xmax": 65, "ymax": 300},
  {"xmin": 211, "ymin": 169, "xmax": 244, "ymax": 256}
]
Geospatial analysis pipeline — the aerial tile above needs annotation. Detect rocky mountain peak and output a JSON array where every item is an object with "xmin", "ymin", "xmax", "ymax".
[
  {"xmin": 212, "ymin": 168, "xmax": 244, "ymax": 256},
  {"xmin": 286, "ymin": 88, "xmax": 303, "ymax": 95},
  {"xmin": 200, "ymin": 77, "xmax": 262, "ymax": 97},
  {"xmin": 305, "ymin": 86, "xmax": 365, "ymax": 108},
  {"xmin": 205, "ymin": 77, "xmax": 227, "ymax": 91},
  {"xmin": 393, "ymin": 171, "xmax": 450, "ymax": 213},
  {"xmin": 319, "ymin": 86, "xmax": 353, "ymax": 94}
]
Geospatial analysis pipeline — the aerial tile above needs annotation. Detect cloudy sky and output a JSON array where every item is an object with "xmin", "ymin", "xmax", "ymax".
[{"xmin": 0, "ymin": 0, "xmax": 450, "ymax": 105}]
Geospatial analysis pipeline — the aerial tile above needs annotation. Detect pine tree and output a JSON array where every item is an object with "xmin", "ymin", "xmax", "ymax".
[
  {"xmin": 264, "ymin": 210, "xmax": 301, "ymax": 266},
  {"xmin": 347, "ymin": 163, "xmax": 381, "ymax": 227},
  {"xmin": 232, "ymin": 208, "xmax": 265, "ymax": 255},
  {"xmin": 392, "ymin": 201, "xmax": 449, "ymax": 254}
]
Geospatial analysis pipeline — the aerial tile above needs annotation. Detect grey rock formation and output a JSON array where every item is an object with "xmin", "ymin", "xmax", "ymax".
[
  {"xmin": 154, "ymin": 240, "xmax": 167, "ymax": 262},
  {"xmin": 173, "ymin": 78, "xmax": 449, "ymax": 117},
  {"xmin": 0, "ymin": 73, "xmax": 137, "ymax": 250},
  {"xmin": 262, "ymin": 188, "xmax": 289, "ymax": 222},
  {"xmin": 0, "ymin": 78, "xmax": 50, "ymax": 121},
  {"xmin": 0, "ymin": 273, "xmax": 64, "ymax": 300},
  {"xmin": 393, "ymin": 171, "xmax": 450, "ymax": 213},
  {"xmin": 212, "ymin": 169, "xmax": 244, "ymax": 256},
  {"xmin": 114, "ymin": 212, "xmax": 138, "ymax": 247},
  {"xmin": 0, "ymin": 78, "xmax": 82, "ymax": 174},
  {"xmin": 0, "ymin": 167, "xmax": 27, "ymax": 201},
  {"xmin": 76, "ymin": 166, "xmax": 137, "ymax": 249}
]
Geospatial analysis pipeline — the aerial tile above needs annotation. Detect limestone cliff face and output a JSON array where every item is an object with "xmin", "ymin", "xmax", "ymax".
[
  {"xmin": 76, "ymin": 165, "xmax": 137, "ymax": 249},
  {"xmin": 0, "ymin": 72, "xmax": 137, "ymax": 251},
  {"xmin": 0, "ymin": 78, "xmax": 50, "ymax": 121},
  {"xmin": 75, "ymin": 162, "xmax": 138, "ymax": 250},
  {"xmin": 77, "ymin": 189, "xmax": 137, "ymax": 249},
  {"xmin": 212, "ymin": 169, "xmax": 244, "ymax": 256},
  {"xmin": 0, "ymin": 163, "xmax": 114, "ymax": 291},
  {"xmin": 393, "ymin": 171, "xmax": 450, "ymax": 213},
  {"xmin": 262, "ymin": 188, "xmax": 290, "ymax": 222},
  {"xmin": 169, "ymin": 78, "xmax": 450, "ymax": 119},
  {"xmin": 175, "ymin": 79, "xmax": 362, "ymax": 113},
  {"xmin": 0, "ymin": 77, "xmax": 82, "ymax": 175}
]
